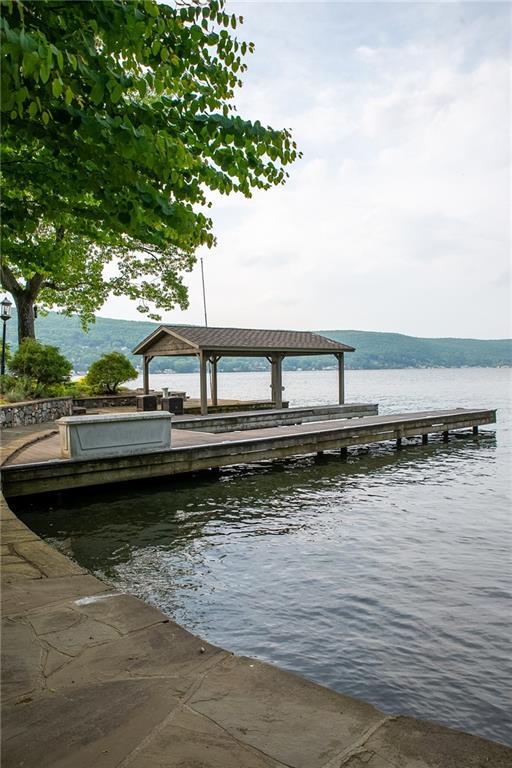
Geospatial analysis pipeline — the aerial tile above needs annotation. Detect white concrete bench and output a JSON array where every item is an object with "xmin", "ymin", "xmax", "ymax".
[{"xmin": 58, "ymin": 412, "xmax": 172, "ymax": 459}]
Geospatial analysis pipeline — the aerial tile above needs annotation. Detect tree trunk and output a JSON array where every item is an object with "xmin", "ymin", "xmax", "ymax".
[
  {"xmin": 1, "ymin": 265, "xmax": 42, "ymax": 344},
  {"xmin": 13, "ymin": 290, "xmax": 36, "ymax": 344}
]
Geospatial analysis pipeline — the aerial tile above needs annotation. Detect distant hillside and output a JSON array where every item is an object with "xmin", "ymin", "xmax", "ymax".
[{"xmin": 6, "ymin": 311, "xmax": 512, "ymax": 373}]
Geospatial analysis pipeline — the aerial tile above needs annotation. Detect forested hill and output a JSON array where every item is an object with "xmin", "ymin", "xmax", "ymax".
[{"xmin": 7, "ymin": 311, "xmax": 512, "ymax": 372}]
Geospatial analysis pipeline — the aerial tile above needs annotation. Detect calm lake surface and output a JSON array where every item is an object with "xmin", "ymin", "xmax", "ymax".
[{"xmin": 19, "ymin": 368, "xmax": 512, "ymax": 745}]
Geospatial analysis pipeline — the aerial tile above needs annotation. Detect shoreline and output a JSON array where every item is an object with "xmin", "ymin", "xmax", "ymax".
[{"xmin": 2, "ymin": 454, "xmax": 511, "ymax": 767}]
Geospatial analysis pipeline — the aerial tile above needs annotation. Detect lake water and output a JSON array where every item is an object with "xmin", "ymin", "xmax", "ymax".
[{"xmin": 18, "ymin": 368, "xmax": 512, "ymax": 746}]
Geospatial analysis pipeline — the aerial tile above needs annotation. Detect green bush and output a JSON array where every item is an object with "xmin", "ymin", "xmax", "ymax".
[
  {"xmin": 9, "ymin": 339, "xmax": 72, "ymax": 396},
  {"xmin": 3, "ymin": 376, "xmax": 47, "ymax": 402},
  {"xmin": 84, "ymin": 352, "xmax": 137, "ymax": 394},
  {"xmin": 45, "ymin": 380, "xmax": 89, "ymax": 398}
]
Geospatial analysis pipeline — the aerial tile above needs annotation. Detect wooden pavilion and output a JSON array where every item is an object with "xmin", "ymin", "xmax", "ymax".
[{"xmin": 132, "ymin": 325, "xmax": 355, "ymax": 415}]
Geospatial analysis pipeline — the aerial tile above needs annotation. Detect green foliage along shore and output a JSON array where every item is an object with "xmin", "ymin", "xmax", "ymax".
[{"xmin": 5, "ymin": 311, "xmax": 512, "ymax": 373}]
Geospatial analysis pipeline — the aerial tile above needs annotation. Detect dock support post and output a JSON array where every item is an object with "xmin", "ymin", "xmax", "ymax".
[
  {"xmin": 473, "ymin": 426, "xmax": 479, "ymax": 436},
  {"xmin": 142, "ymin": 356, "xmax": 153, "ymax": 395},
  {"xmin": 396, "ymin": 437, "xmax": 402, "ymax": 448},
  {"xmin": 199, "ymin": 352, "xmax": 208, "ymax": 415},
  {"xmin": 442, "ymin": 431, "xmax": 449, "ymax": 443},
  {"xmin": 336, "ymin": 353, "xmax": 345, "ymax": 405},
  {"xmin": 210, "ymin": 356, "xmax": 219, "ymax": 407},
  {"xmin": 340, "ymin": 446, "xmax": 348, "ymax": 460},
  {"xmin": 422, "ymin": 434, "xmax": 428, "ymax": 445}
]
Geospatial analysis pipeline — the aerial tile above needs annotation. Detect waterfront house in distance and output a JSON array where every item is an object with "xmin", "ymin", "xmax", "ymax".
[{"xmin": 133, "ymin": 325, "xmax": 355, "ymax": 414}]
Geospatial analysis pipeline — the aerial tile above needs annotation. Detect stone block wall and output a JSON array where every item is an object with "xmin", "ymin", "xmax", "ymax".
[
  {"xmin": 0, "ymin": 397, "xmax": 73, "ymax": 429},
  {"xmin": 72, "ymin": 394, "xmax": 139, "ymax": 409}
]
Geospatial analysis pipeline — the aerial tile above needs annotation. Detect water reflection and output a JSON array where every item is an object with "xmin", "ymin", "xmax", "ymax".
[{"xmin": 18, "ymin": 433, "xmax": 495, "ymax": 573}]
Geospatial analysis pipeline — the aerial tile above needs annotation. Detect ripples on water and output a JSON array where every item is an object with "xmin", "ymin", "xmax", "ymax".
[{"xmin": 18, "ymin": 368, "xmax": 512, "ymax": 745}]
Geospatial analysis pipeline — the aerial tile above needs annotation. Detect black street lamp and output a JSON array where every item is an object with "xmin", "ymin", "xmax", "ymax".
[{"xmin": 1, "ymin": 296, "xmax": 13, "ymax": 377}]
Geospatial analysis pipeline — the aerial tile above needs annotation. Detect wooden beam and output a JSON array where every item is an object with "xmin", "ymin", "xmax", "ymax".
[
  {"xmin": 337, "ymin": 352, "xmax": 345, "ymax": 405},
  {"xmin": 199, "ymin": 352, "xmax": 208, "ymax": 415},
  {"xmin": 275, "ymin": 355, "xmax": 283, "ymax": 409},
  {"xmin": 270, "ymin": 357, "xmax": 277, "ymax": 405},
  {"xmin": 142, "ymin": 356, "xmax": 152, "ymax": 395},
  {"xmin": 210, "ymin": 356, "xmax": 219, "ymax": 407}
]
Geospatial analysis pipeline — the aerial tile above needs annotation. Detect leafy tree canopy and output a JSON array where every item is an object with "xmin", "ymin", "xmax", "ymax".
[
  {"xmin": 84, "ymin": 351, "xmax": 138, "ymax": 393},
  {"xmin": 0, "ymin": 0, "xmax": 300, "ymax": 338}
]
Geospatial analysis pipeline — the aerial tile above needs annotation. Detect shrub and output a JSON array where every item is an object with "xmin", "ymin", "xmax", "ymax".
[
  {"xmin": 2, "ymin": 376, "xmax": 47, "ymax": 402},
  {"xmin": 9, "ymin": 339, "xmax": 72, "ymax": 396},
  {"xmin": 45, "ymin": 380, "xmax": 88, "ymax": 398},
  {"xmin": 0, "ymin": 373, "xmax": 18, "ymax": 400},
  {"xmin": 84, "ymin": 352, "xmax": 137, "ymax": 394}
]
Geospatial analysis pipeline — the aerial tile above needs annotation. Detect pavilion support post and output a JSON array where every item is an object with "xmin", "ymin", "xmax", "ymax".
[
  {"xmin": 275, "ymin": 354, "xmax": 284, "ymax": 409},
  {"xmin": 336, "ymin": 352, "xmax": 345, "ymax": 405},
  {"xmin": 199, "ymin": 352, "xmax": 208, "ymax": 415},
  {"xmin": 210, "ymin": 356, "xmax": 219, "ymax": 407},
  {"xmin": 142, "ymin": 356, "xmax": 153, "ymax": 395},
  {"xmin": 269, "ymin": 356, "xmax": 277, "ymax": 406}
]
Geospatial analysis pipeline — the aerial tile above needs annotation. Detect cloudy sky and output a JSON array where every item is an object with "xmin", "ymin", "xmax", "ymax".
[{"xmin": 102, "ymin": 1, "xmax": 511, "ymax": 339}]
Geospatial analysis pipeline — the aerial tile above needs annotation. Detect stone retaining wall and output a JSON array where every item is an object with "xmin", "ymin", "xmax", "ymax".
[
  {"xmin": 72, "ymin": 394, "xmax": 145, "ymax": 408},
  {"xmin": 0, "ymin": 397, "xmax": 73, "ymax": 429}
]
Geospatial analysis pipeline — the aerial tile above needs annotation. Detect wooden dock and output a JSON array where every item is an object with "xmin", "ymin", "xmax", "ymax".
[{"xmin": 0, "ymin": 407, "xmax": 496, "ymax": 498}]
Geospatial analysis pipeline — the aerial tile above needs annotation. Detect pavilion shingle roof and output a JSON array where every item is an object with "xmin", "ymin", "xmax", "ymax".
[{"xmin": 133, "ymin": 325, "xmax": 355, "ymax": 355}]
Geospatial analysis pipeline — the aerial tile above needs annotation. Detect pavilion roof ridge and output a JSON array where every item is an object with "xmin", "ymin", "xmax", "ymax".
[{"xmin": 163, "ymin": 323, "xmax": 331, "ymax": 335}]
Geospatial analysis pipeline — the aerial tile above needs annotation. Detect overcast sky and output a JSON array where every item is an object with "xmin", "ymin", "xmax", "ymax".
[{"xmin": 101, "ymin": 1, "xmax": 511, "ymax": 339}]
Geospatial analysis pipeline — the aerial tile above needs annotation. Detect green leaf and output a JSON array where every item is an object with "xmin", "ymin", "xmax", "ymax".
[
  {"xmin": 110, "ymin": 83, "xmax": 123, "ymax": 104},
  {"xmin": 90, "ymin": 81, "xmax": 104, "ymax": 105},
  {"xmin": 52, "ymin": 78, "xmax": 63, "ymax": 98},
  {"xmin": 40, "ymin": 60, "xmax": 50, "ymax": 83},
  {"xmin": 28, "ymin": 100, "xmax": 38, "ymax": 117},
  {"xmin": 22, "ymin": 51, "xmax": 39, "ymax": 75},
  {"xmin": 42, "ymin": 110, "xmax": 49, "ymax": 125},
  {"xmin": 65, "ymin": 86, "xmax": 73, "ymax": 105},
  {"xmin": 144, "ymin": 0, "xmax": 159, "ymax": 17}
]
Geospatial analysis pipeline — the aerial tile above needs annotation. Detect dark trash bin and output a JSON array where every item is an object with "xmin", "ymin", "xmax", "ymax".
[
  {"xmin": 136, "ymin": 394, "xmax": 158, "ymax": 411},
  {"xmin": 161, "ymin": 396, "xmax": 184, "ymax": 415}
]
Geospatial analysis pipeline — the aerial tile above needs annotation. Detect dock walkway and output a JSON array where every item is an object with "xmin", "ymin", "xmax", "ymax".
[
  {"xmin": 1, "ymin": 407, "xmax": 496, "ymax": 498},
  {"xmin": 172, "ymin": 403, "xmax": 378, "ymax": 432}
]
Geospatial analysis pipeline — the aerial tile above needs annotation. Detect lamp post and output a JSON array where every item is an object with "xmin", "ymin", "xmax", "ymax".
[{"xmin": 1, "ymin": 296, "xmax": 13, "ymax": 377}]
